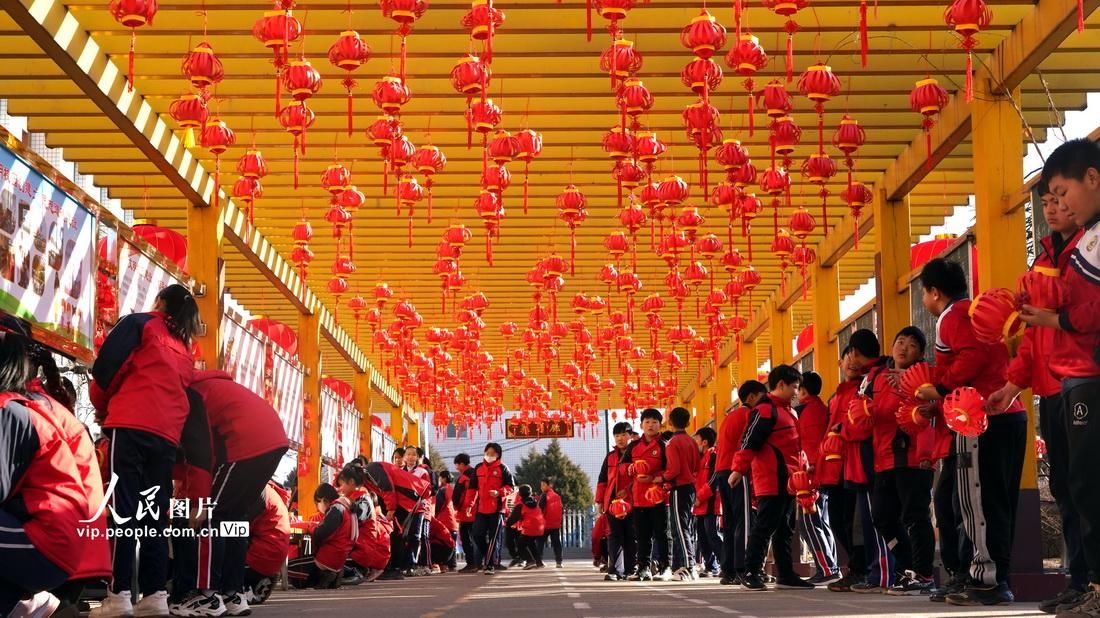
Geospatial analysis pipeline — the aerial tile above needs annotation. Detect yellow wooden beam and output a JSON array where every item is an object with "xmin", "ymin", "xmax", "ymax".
[
  {"xmin": 407, "ymin": 415, "xmax": 421, "ymax": 450},
  {"xmin": 187, "ymin": 200, "xmax": 225, "ymax": 369},
  {"xmin": 812, "ymin": 263, "xmax": 841, "ymax": 389},
  {"xmin": 738, "ymin": 339, "xmax": 759, "ymax": 385},
  {"xmin": 714, "ymin": 362, "xmax": 733, "ymax": 431},
  {"xmin": 298, "ymin": 309, "xmax": 322, "ymax": 520},
  {"xmin": 769, "ymin": 302, "xmax": 793, "ymax": 368},
  {"xmin": 874, "ymin": 189, "xmax": 912, "ymax": 340},
  {"xmin": 354, "ymin": 371, "xmax": 372, "ymax": 461}
]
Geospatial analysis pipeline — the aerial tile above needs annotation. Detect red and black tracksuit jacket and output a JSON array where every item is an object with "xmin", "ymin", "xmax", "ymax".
[
  {"xmin": 1050, "ymin": 216, "xmax": 1100, "ymax": 380},
  {"xmin": 469, "ymin": 460, "xmax": 515, "ymax": 515},
  {"xmin": 624, "ymin": 435, "xmax": 668, "ymax": 507},
  {"xmin": 1007, "ymin": 229, "xmax": 1086, "ymax": 393},
  {"xmin": 363, "ymin": 462, "xmax": 433, "ymax": 517},
  {"xmin": 716, "ymin": 405, "xmax": 751, "ymax": 473},
  {"xmin": 538, "ymin": 488, "xmax": 563, "ymax": 530},
  {"xmin": 506, "ymin": 496, "xmax": 546, "ymax": 537},
  {"xmin": 452, "ymin": 468, "xmax": 478, "ymax": 523},
  {"xmin": 693, "ymin": 447, "xmax": 720, "ymax": 516},
  {"xmin": 733, "ymin": 394, "xmax": 801, "ymax": 497},
  {"xmin": 796, "ymin": 394, "xmax": 829, "ymax": 476},
  {"xmin": 817, "ymin": 379, "xmax": 862, "ymax": 487},
  {"xmin": 863, "ymin": 363, "xmax": 938, "ymax": 472},
  {"xmin": 662, "ymin": 431, "xmax": 699, "ymax": 487},
  {"xmin": 435, "ymin": 484, "xmax": 459, "ymax": 533},
  {"xmin": 595, "ymin": 446, "xmax": 632, "ymax": 510},
  {"xmin": 90, "ymin": 312, "xmax": 195, "ymax": 446},
  {"xmin": 313, "ymin": 496, "xmax": 357, "ymax": 571},
  {"xmin": 188, "ymin": 370, "xmax": 290, "ymax": 463}
]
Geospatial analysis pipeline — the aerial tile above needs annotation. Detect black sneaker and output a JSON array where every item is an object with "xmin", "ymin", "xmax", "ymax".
[
  {"xmin": 509, "ymin": 559, "xmax": 523, "ymax": 568},
  {"xmin": 315, "ymin": 569, "xmax": 340, "ymax": 589},
  {"xmin": 494, "ymin": 564, "xmax": 508, "ymax": 572},
  {"xmin": 929, "ymin": 575, "xmax": 966, "ymax": 602},
  {"xmin": 776, "ymin": 576, "xmax": 815, "ymax": 590},
  {"xmin": 719, "ymin": 573, "xmax": 742, "ymax": 586},
  {"xmin": 741, "ymin": 572, "xmax": 768, "ymax": 591},
  {"xmin": 458, "ymin": 565, "xmax": 479, "ymax": 574},
  {"xmin": 484, "ymin": 567, "xmax": 496, "ymax": 575},
  {"xmin": 808, "ymin": 572, "xmax": 842, "ymax": 585},
  {"xmin": 629, "ymin": 567, "xmax": 653, "ymax": 582},
  {"xmin": 887, "ymin": 570, "xmax": 935, "ymax": 596},
  {"xmin": 828, "ymin": 574, "xmax": 861, "ymax": 592},
  {"xmin": 1041, "ymin": 587, "xmax": 1087, "ymax": 614},
  {"xmin": 945, "ymin": 583, "xmax": 1014, "ymax": 606},
  {"xmin": 1056, "ymin": 589, "xmax": 1100, "ymax": 614},
  {"xmin": 377, "ymin": 569, "xmax": 405, "ymax": 581}
]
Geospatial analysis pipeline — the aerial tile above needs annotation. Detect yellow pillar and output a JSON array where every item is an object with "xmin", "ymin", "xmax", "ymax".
[
  {"xmin": 812, "ymin": 262, "xmax": 841, "ymax": 389},
  {"xmin": 874, "ymin": 188, "xmax": 912, "ymax": 341},
  {"xmin": 186, "ymin": 201, "xmax": 224, "ymax": 369},
  {"xmin": 769, "ymin": 302, "xmax": 793, "ymax": 367},
  {"xmin": 693, "ymin": 381, "xmax": 713, "ymax": 431},
  {"xmin": 739, "ymin": 338, "xmax": 759, "ymax": 386},
  {"xmin": 354, "ymin": 371, "xmax": 372, "ymax": 460},
  {"xmin": 390, "ymin": 405, "xmax": 404, "ymax": 446},
  {"xmin": 407, "ymin": 407, "xmax": 420, "ymax": 448},
  {"xmin": 714, "ymin": 362, "xmax": 733, "ymax": 429},
  {"xmin": 298, "ymin": 309, "xmax": 322, "ymax": 519}
]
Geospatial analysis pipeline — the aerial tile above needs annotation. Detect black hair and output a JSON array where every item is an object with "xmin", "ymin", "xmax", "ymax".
[
  {"xmin": 894, "ymin": 326, "xmax": 928, "ymax": 354},
  {"xmin": 518, "ymin": 484, "xmax": 533, "ymax": 499},
  {"xmin": 155, "ymin": 284, "xmax": 201, "ymax": 344},
  {"xmin": 540, "ymin": 477, "xmax": 553, "ymax": 487},
  {"xmin": 660, "ymin": 430, "xmax": 674, "ymax": 441},
  {"xmin": 1041, "ymin": 138, "xmax": 1100, "ymax": 185},
  {"xmin": 800, "ymin": 371, "xmax": 823, "ymax": 396},
  {"xmin": 767, "ymin": 364, "xmax": 802, "ymax": 390},
  {"xmin": 847, "ymin": 328, "xmax": 881, "ymax": 359},
  {"xmin": 668, "ymin": 406, "xmax": 691, "ymax": 429},
  {"xmin": 484, "ymin": 442, "xmax": 502, "ymax": 457},
  {"xmin": 439, "ymin": 470, "xmax": 454, "ymax": 484},
  {"xmin": 919, "ymin": 258, "xmax": 968, "ymax": 299},
  {"xmin": 313, "ymin": 483, "xmax": 339, "ymax": 503},
  {"xmin": 640, "ymin": 408, "xmax": 663, "ymax": 423},
  {"xmin": 694, "ymin": 426, "xmax": 717, "ymax": 447},
  {"xmin": 0, "ymin": 332, "xmax": 33, "ymax": 395},
  {"xmin": 337, "ymin": 463, "xmax": 365, "ymax": 487},
  {"xmin": 0, "ymin": 315, "xmax": 73, "ymax": 411},
  {"xmin": 394, "ymin": 447, "xmax": 406, "ymax": 457},
  {"xmin": 1036, "ymin": 178, "xmax": 1050, "ymax": 196},
  {"xmin": 454, "ymin": 453, "xmax": 471, "ymax": 466},
  {"xmin": 737, "ymin": 380, "xmax": 767, "ymax": 403},
  {"xmin": 612, "ymin": 421, "xmax": 633, "ymax": 435}
]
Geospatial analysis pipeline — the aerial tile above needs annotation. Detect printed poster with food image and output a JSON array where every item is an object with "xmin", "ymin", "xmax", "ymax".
[
  {"xmin": 117, "ymin": 239, "xmax": 182, "ymax": 316},
  {"xmin": 0, "ymin": 143, "xmax": 95, "ymax": 351}
]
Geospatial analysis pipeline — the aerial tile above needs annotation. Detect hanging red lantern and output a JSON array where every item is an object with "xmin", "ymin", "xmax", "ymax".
[
  {"xmin": 277, "ymin": 101, "xmax": 315, "ymax": 189},
  {"xmin": 599, "ymin": 38, "xmax": 643, "ymax": 91},
  {"xmin": 291, "ymin": 220, "xmax": 314, "ymax": 280},
  {"xmin": 373, "ymin": 75, "xmax": 412, "ymax": 116},
  {"xmin": 602, "ymin": 126, "xmax": 635, "ymax": 162},
  {"xmin": 789, "ymin": 208, "xmax": 815, "ymax": 242},
  {"xmin": 252, "ymin": 10, "xmax": 303, "ymax": 114},
  {"xmin": 231, "ymin": 177, "xmax": 263, "ymax": 223},
  {"xmin": 943, "ymin": 387, "xmax": 989, "ymax": 437},
  {"xmin": 762, "ymin": 80, "xmax": 793, "ymax": 119},
  {"xmin": 833, "ymin": 115, "xmax": 867, "ymax": 162},
  {"xmin": 726, "ymin": 34, "xmax": 768, "ymax": 135},
  {"xmin": 761, "ymin": 0, "xmax": 808, "ymax": 81},
  {"xmin": 396, "ymin": 175, "xmax": 425, "ymax": 247},
  {"xmin": 321, "ymin": 163, "xmax": 352, "ymax": 195},
  {"xmin": 634, "ymin": 132, "xmax": 667, "ymax": 179},
  {"xmin": 658, "ymin": 175, "xmax": 690, "ymax": 208},
  {"xmin": 683, "ymin": 101, "xmax": 721, "ymax": 192},
  {"xmin": 109, "ymin": 0, "xmax": 157, "ymax": 92},
  {"xmin": 681, "ymin": 58, "xmax": 724, "ymax": 104},
  {"xmin": 557, "ymin": 184, "xmax": 588, "ymax": 273},
  {"xmin": 481, "ymin": 165, "xmax": 511, "ymax": 195},
  {"xmin": 464, "ymin": 99, "xmax": 502, "ymax": 150},
  {"xmin": 791, "ymin": 246, "xmax": 816, "ymax": 293},
  {"xmin": 386, "ymin": 135, "xmax": 417, "ymax": 192},
  {"xmin": 514, "ymin": 129, "xmax": 544, "ymax": 215},
  {"xmin": 969, "ymin": 288, "xmax": 1025, "ymax": 344},
  {"xmin": 367, "ymin": 115, "xmax": 402, "ymax": 149},
  {"xmin": 613, "ymin": 161, "xmax": 646, "ymax": 194},
  {"xmin": 461, "ymin": 0, "xmax": 506, "ymax": 62},
  {"xmin": 325, "ymin": 204, "xmax": 352, "ymax": 243},
  {"xmin": 681, "ymin": 9, "xmax": 727, "ymax": 59},
  {"xmin": 413, "ymin": 145, "xmax": 447, "ymax": 224},
  {"xmin": 488, "ymin": 130, "xmax": 519, "ymax": 167},
  {"xmin": 771, "ymin": 115, "xmax": 801, "ymax": 162},
  {"xmin": 283, "ymin": 59, "xmax": 322, "ymax": 103},
  {"xmin": 169, "ymin": 94, "xmax": 208, "ymax": 149},
  {"xmin": 802, "ymin": 152, "xmax": 836, "ymax": 186},
  {"xmin": 771, "ymin": 229, "xmax": 796, "ymax": 292},
  {"xmin": 237, "ymin": 149, "xmax": 267, "ymax": 179},
  {"xmin": 200, "ymin": 118, "xmax": 235, "ymax": 208},
  {"xmin": 797, "ymin": 63, "xmax": 842, "ymax": 111},
  {"xmin": 617, "ymin": 78, "xmax": 653, "ymax": 128},
  {"xmin": 132, "ymin": 222, "xmax": 187, "ymax": 270},
  {"xmin": 909, "ymin": 78, "xmax": 950, "ymax": 171},
  {"xmin": 379, "ymin": 0, "xmax": 428, "ymax": 79},
  {"xmin": 474, "ymin": 190, "xmax": 503, "ymax": 265},
  {"xmin": 605, "ymin": 232, "xmax": 630, "ymax": 262},
  {"xmin": 944, "ymin": 0, "xmax": 992, "ymax": 102},
  {"xmin": 181, "ymin": 41, "xmax": 224, "ymax": 94},
  {"xmin": 328, "ymin": 30, "xmax": 372, "ymax": 136},
  {"xmin": 451, "ymin": 54, "xmax": 491, "ymax": 107}
]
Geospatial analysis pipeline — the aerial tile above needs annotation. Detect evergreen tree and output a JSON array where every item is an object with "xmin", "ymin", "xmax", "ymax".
[
  {"xmin": 428, "ymin": 448, "xmax": 446, "ymax": 474},
  {"xmin": 514, "ymin": 439, "xmax": 593, "ymax": 510}
]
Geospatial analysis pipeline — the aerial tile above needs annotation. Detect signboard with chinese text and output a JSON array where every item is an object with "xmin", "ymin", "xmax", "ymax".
[
  {"xmin": 320, "ymin": 387, "xmax": 340, "ymax": 463},
  {"xmin": 270, "ymin": 347, "xmax": 303, "ymax": 446},
  {"xmin": 117, "ymin": 239, "xmax": 182, "ymax": 316},
  {"xmin": 340, "ymin": 405, "xmax": 361, "ymax": 466},
  {"xmin": 220, "ymin": 314, "xmax": 266, "ymax": 398},
  {"xmin": 0, "ymin": 142, "xmax": 95, "ymax": 352},
  {"xmin": 505, "ymin": 418, "xmax": 575, "ymax": 439}
]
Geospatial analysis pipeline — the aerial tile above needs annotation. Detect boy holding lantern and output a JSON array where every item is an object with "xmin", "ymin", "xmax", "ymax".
[
  {"xmin": 625, "ymin": 409, "xmax": 673, "ymax": 582},
  {"xmin": 991, "ymin": 177, "xmax": 1085, "ymax": 613},
  {"xmin": 1013, "ymin": 138, "xmax": 1100, "ymax": 617},
  {"xmin": 596, "ymin": 421, "xmax": 637, "ymax": 581},
  {"xmin": 916, "ymin": 258, "xmax": 1026, "ymax": 606}
]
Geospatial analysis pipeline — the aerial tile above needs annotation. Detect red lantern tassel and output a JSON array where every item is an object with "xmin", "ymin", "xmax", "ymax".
[
  {"xmin": 853, "ymin": 215, "xmax": 860, "ymax": 250},
  {"xmin": 382, "ymin": 160, "xmax": 389, "ymax": 195},
  {"xmin": 1079, "ymin": 0, "xmax": 1085, "ymax": 32},
  {"xmin": 486, "ymin": 232, "xmax": 493, "ymax": 266},
  {"xmin": 734, "ymin": 0, "xmax": 743, "ymax": 40},
  {"xmin": 127, "ymin": 30, "xmax": 136, "ymax": 92},
  {"xmin": 925, "ymin": 125, "xmax": 933, "ymax": 172},
  {"xmin": 345, "ymin": 82, "xmax": 355, "ymax": 137},
  {"xmin": 211, "ymin": 156, "xmax": 220, "ymax": 209},
  {"xmin": 586, "ymin": 0, "xmax": 593, "ymax": 41},
  {"xmin": 274, "ymin": 73, "xmax": 282, "ymax": 118},
  {"xmin": 400, "ymin": 36, "xmax": 408, "ymax": 81},
  {"xmin": 859, "ymin": 0, "xmax": 869, "ymax": 68},
  {"xmin": 408, "ymin": 217, "xmax": 413, "ymax": 249},
  {"xmin": 426, "ymin": 183, "xmax": 433, "ymax": 224},
  {"xmin": 570, "ymin": 228, "xmax": 577, "ymax": 276},
  {"xmin": 964, "ymin": 49, "xmax": 974, "ymax": 103},
  {"xmin": 746, "ymin": 81, "xmax": 756, "ymax": 136},
  {"xmin": 786, "ymin": 32, "xmax": 794, "ymax": 82},
  {"xmin": 523, "ymin": 164, "xmax": 530, "ymax": 215}
]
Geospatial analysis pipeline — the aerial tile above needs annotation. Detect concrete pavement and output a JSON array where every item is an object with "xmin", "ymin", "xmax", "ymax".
[{"xmin": 254, "ymin": 560, "xmax": 1048, "ymax": 618}]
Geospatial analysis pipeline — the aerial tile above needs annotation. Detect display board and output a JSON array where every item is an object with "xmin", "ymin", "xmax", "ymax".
[
  {"xmin": 220, "ymin": 314, "xmax": 266, "ymax": 397},
  {"xmin": 320, "ymin": 387, "xmax": 340, "ymax": 463},
  {"xmin": 340, "ymin": 405, "xmax": 361, "ymax": 467},
  {"xmin": 271, "ymin": 347, "xmax": 304, "ymax": 446},
  {"xmin": 117, "ymin": 239, "xmax": 182, "ymax": 315},
  {"xmin": 505, "ymin": 417, "xmax": 575, "ymax": 439},
  {"xmin": 371, "ymin": 425, "xmax": 396, "ymax": 464},
  {"xmin": 0, "ymin": 142, "xmax": 95, "ymax": 352}
]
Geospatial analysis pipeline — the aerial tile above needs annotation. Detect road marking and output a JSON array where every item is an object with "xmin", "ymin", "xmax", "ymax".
[
  {"xmin": 709, "ymin": 607, "xmax": 740, "ymax": 614},
  {"xmin": 688, "ymin": 598, "xmax": 708, "ymax": 605},
  {"xmin": 567, "ymin": 592, "xmax": 580, "ymax": 598},
  {"xmin": 573, "ymin": 602, "xmax": 591, "ymax": 610}
]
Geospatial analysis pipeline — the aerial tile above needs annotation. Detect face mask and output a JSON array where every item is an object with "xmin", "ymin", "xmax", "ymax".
[{"xmin": 484, "ymin": 454, "xmax": 498, "ymax": 463}]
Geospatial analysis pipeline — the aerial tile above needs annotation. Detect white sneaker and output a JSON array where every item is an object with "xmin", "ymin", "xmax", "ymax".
[
  {"xmin": 91, "ymin": 590, "xmax": 134, "ymax": 618},
  {"xmin": 12, "ymin": 591, "xmax": 60, "ymax": 618},
  {"xmin": 220, "ymin": 593, "xmax": 251, "ymax": 617},
  {"xmin": 168, "ymin": 590, "xmax": 223, "ymax": 617},
  {"xmin": 655, "ymin": 567, "xmax": 673, "ymax": 582}
]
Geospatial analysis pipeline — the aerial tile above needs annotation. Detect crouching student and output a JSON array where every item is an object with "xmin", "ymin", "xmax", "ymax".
[
  {"xmin": 429, "ymin": 516, "xmax": 458, "ymax": 572},
  {"xmin": 732, "ymin": 365, "xmax": 813, "ymax": 591},
  {"xmin": 592, "ymin": 513, "xmax": 610, "ymax": 569},
  {"xmin": 337, "ymin": 463, "xmax": 388, "ymax": 584},
  {"xmin": 359, "ymin": 461, "xmax": 434, "ymax": 580},
  {"xmin": 507, "ymin": 485, "xmax": 546, "ymax": 570},
  {"xmin": 286, "ymin": 484, "xmax": 357, "ymax": 589},
  {"xmin": 243, "ymin": 481, "xmax": 292, "ymax": 605}
]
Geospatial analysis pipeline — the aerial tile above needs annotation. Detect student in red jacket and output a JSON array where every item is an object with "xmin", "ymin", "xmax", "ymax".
[
  {"xmin": 506, "ymin": 485, "xmax": 546, "ymax": 570},
  {"xmin": 915, "ymin": 258, "xmax": 1026, "ymax": 606},
  {"xmin": 626, "ymin": 408, "xmax": 672, "ymax": 582},
  {"xmin": 1015, "ymin": 139, "xmax": 1100, "ymax": 617},
  {"xmin": 428, "ymin": 516, "xmax": 457, "ymax": 571},
  {"xmin": 823, "ymin": 351, "xmax": 868, "ymax": 592},
  {"xmin": 868, "ymin": 327, "xmax": 938, "ymax": 596},
  {"xmin": 89, "ymin": 284, "xmax": 199, "ymax": 618},
  {"xmin": 244, "ymin": 481, "xmax": 291, "ymax": 605},
  {"xmin": 336, "ymin": 463, "xmax": 385, "ymax": 583},
  {"xmin": 591, "ymin": 513, "xmax": 610, "ymax": 569},
  {"xmin": 0, "ymin": 333, "xmax": 110, "ymax": 617},
  {"xmin": 732, "ymin": 364, "xmax": 813, "ymax": 591},
  {"xmin": 174, "ymin": 370, "xmax": 290, "ymax": 616},
  {"xmin": 435, "ymin": 471, "xmax": 459, "ymax": 572},
  {"xmin": 992, "ymin": 179, "xmax": 1087, "ymax": 613},
  {"xmin": 596, "ymin": 421, "xmax": 636, "ymax": 581},
  {"xmin": 358, "ymin": 461, "xmax": 433, "ymax": 580},
  {"xmin": 718, "ymin": 380, "xmax": 767, "ymax": 586},
  {"xmin": 692, "ymin": 427, "xmax": 721, "ymax": 578},
  {"xmin": 538, "ymin": 478, "xmax": 564, "ymax": 568},
  {"xmin": 451, "ymin": 453, "xmax": 480, "ymax": 572},
  {"xmin": 795, "ymin": 371, "xmax": 840, "ymax": 584},
  {"xmin": 468, "ymin": 442, "xmax": 515, "ymax": 575},
  {"xmin": 287, "ymin": 484, "xmax": 356, "ymax": 589},
  {"xmin": 663, "ymin": 407, "xmax": 700, "ymax": 580}
]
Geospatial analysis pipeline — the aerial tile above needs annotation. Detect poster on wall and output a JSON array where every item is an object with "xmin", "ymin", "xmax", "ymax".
[
  {"xmin": 94, "ymin": 223, "xmax": 118, "ymax": 351},
  {"xmin": 271, "ymin": 348, "xmax": 303, "ymax": 446},
  {"xmin": 117, "ymin": 239, "xmax": 181, "ymax": 315},
  {"xmin": 320, "ymin": 388, "xmax": 340, "ymax": 463},
  {"xmin": 340, "ymin": 406, "xmax": 360, "ymax": 466},
  {"xmin": 220, "ymin": 315, "xmax": 266, "ymax": 397},
  {"xmin": 0, "ymin": 143, "xmax": 95, "ymax": 353}
]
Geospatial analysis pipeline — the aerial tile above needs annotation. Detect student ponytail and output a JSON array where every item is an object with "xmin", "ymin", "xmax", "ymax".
[
  {"xmin": 0, "ymin": 333, "xmax": 33, "ymax": 394},
  {"xmin": 156, "ymin": 284, "xmax": 201, "ymax": 344},
  {"xmin": 0, "ymin": 315, "xmax": 71, "ymax": 409}
]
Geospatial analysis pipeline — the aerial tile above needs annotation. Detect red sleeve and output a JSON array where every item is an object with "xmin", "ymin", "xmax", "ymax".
[
  {"xmin": 1060, "ymin": 257, "xmax": 1100, "ymax": 333},
  {"xmin": 799, "ymin": 400, "xmax": 828, "ymax": 463},
  {"xmin": 662, "ymin": 441, "xmax": 682, "ymax": 483},
  {"xmin": 1004, "ymin": 326, "xmax": 1036, "ymax": 389},
  {"xmin": 935, "ymin": 310, "xmax": 987, "ymax": 394}
]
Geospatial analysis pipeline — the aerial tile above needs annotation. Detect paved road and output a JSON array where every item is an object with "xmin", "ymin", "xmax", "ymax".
[{"xmin": 255, "ymin": 560, "xmax": 1047, "ymax": 618}]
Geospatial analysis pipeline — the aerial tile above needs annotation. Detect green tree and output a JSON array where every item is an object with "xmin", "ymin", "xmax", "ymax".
[
  {"xmin": 514, "ymin": 439, "xmax": 593, "ymax": 511},
  {"xmin": 427, "ymin": 448, "xmax": 446, "ymax": 475}
]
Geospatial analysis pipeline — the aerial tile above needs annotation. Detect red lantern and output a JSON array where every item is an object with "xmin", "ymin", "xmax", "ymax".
[
  {"xmin": 451, "ymin": 54, "xmax": 491, "ymax": 106},
  {"xmin": 373, "ymin": 75, "xmax": 411, "ymax": 116},
  {"xmin": 681, "ymin": 9, "xmax": 727, "ymax": 59},
  {"xmin": 658, "ymin": 175, "xmax": 690, "ymax": 208},
  {"xmin": 557, "ymin": 185, "xmax": 588, "ymax": 273},
  {"xmin": 943, "ymin": 387, "xmax": 989, "ymax": 437},
  {"xmin": 681, "ymin": 58, "xmax": 724, "ymax": 104},
  {"xmin": 396, "ymin": 175, "xmax": 425, "ymax": 247},
  {"xmin": 514, "ymin": 129, "xmax": 543, "ymax": 214},
  {"xmin": 602, "ymin": 126, "xmax": 635, "ymax": 162},
  {"xmin": 169, "ymin": 94, "xmax": 208, "ymax": 149},
  {"xmin": 109, "ymin": 0, "xmax": 157, "ymax": 91},
  {"xmin": 969, "ymin": 288, "xmax": 1025, "ymax": 344},
  {"xmin": 328, "ymin": 31, "xmax": 372, "ymax": 136},
  {"xmin": 840, "ymin": 181, "xmax": 872, "ymax": 246},
  {"xmin": 368, "ymin": 115, "xmax": 402, "ymax": 149},
  {"xmin": 899, "ymin": 362, "xmax": 934, "ymax": 399},
  {"xmin": 896, "ymin": 399, "xmax": 932, "ymax": 436},
  {"xmin": 802, "ymin": 152, "xmax": 836, "ymax": 185},
  {"xmin": 379, "ymin": 0, "xmax": 428, "ymax": 79},
  {"xmin": 474, "ymin": 190, "xmax": 503, "ymax": 265},
  {"xmin": 488, "ymin": 130, "xmax": 519, "ymax": 167},
  {"xmin": 609, "ymin": 498, "xmax": 632, "ymax": 519},
  {"xmin": 481, "ymin": 165, "xmax": 511, "ymax": 194},
  {"xmin": 237, "ymin": 149, "xmax": 267, "ymax": 179},
  {"xmin": 132, "ymin": 222, "xmax": 187, "ymax": 270},
  {"xmin": 771, "ymin": 116, "xmax": 801, "ymax": 163},
  {"xmin": 231, "ymin": 177, "xmax": 263, "ymax": 222},
  {"xmin": 797, "ymin": 63, "xmax": 841, "ymax": 110},
  {"xmin": 321, "ymin": 163, "xmax": 352, "ymax": 196},
  {"xmin": 283, "ymin": 59, "xmax": 322, "ymax": 103},
  {"xmin": 821, "ymin": 431, "xmax": 844, "ymax": 461},
  {"xmin": 593, "ymin": 0, "xmax": 634, "ymax": 40},
  {"xmin": 762, "ymin": 80, "xmax": 792, "ymax": 119},
  {"xmin": 833, "ymin": 115, "xmax": 867, "ymax": 168},
  {"xmin": 788, "ymin": 470, "xmax": 817, "ymax": 514},
  {"xmin": 277, "ymin": 101, "xmax": 316, "ymax": 189},
  {"xmin": 633, "ymin": 132, "xmax": 667, "ymax": 179},
  {"xmin": 1017, "ymin": 267, "xmax": 1065, "ymax": 312},
  {"xmin": 605, "ymin": 232, "xmax": 630, "ymax": 261},
  {"xmin": 461, "ymin": 0, "xmax": 506, "ymax": 62},
  {"xmin": 788, "ymin": 208, "xmax": 815, "ymax": 242},
  {"xmin": 909, "ymin": 78, "xmax": 950, "ymax": 171},
  {"xmin": 725, "ymin": 34, "xmax": 768, "ymax": 135},
  {"xmin": 253, "ymin": 10, "xmax": 303, "ymax": 114},
  {"xmin": 599, "ymin": 38, "xmax": 643, "ymax": 90},
  {"xmin": 617, "ymin": 78, "xmax": 653, "ymax": 127},
  {"xmin": 181, "ymin": 41, "xmax": 224, "ymax": 94},
  {"xmin": 944, "ymin": 0, "xmax": 992, "ymax": 102},
  {"xmin": 413, "ymin": 145, "xmax": 447, "ymax": 224},
  {"xmin": 761, "ymin": 0, "xmax": 808, "ymax": 81},
  {"xmin": 465, "ymin": 99, "xmax": 502, "ymax": 150},
  {"xmin": 200, "ymin": 118, "xmax": 235, "ymax": 208},
  {"xmin": 291, "ymin": 220, "xmax": 314, "ymax": 280}
]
